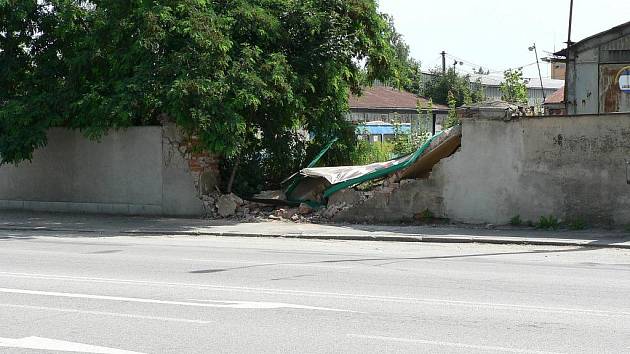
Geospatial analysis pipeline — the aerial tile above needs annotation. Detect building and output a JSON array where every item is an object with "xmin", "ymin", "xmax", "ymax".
[
  {"xmin": 420, "ymin": 72, "xmax": 564, "ymax": 109},
  {"xmin": 554, "ymin": 21, "xmax": 630, "ymax": 115},
  {"xmin": 543, "ymin": 87, "xmax": 565, "ymax": 115},
  {"xmin": 542, "ymin": 57, "xmax": 567, "ymax": 80},
  {"xmin": 355, "ymin": 121, "xmax": 412, "ymax": 144},
  {"xmin": 466, "ymin": 74, "xmax": 564, "ymax": 108},
  {"xmin": 348, "ymin": 85, "xmax": 449, "ymax": 141}
]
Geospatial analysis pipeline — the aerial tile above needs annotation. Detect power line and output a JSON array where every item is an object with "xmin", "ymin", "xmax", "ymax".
[{"xmin": 444, "ymin": 53, "xmax": 498, "ymax": 73}]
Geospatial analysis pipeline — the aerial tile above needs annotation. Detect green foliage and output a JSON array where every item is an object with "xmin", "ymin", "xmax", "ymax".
[
  {"xmin": 443, "ymin": 91, "xmax": 460, "ymax": 129},
  {"xmin": 1, "ymin": 0, "xmax": 402, "ymax": 166},
  {"xmin": 351, "ymin": 140, "xmax": 394, "ymax": 165},
  {"xmin": 568, "ymin": 219, "xmax": 588, "ymax": 230},
  {"xmin": 391, "ymin": 119, "xmax": 413, "ymax": 157},
  {"xmin": 510, "ymin": 215, "xmax": 522, "ymax": 226},
  {"xmin": 475, "ymin": 67, "xmax": 490, "ymax": 75},
  {"xmin": 381, "ymin": 15, "xmax": 423, "ymax": 95},
  {"xmin": 500, "ymin": 68, "xmax": 528, "ymax": 105},
  {"xmin": 423, "ymin": 68, "xmax": 484, "ymax": 107},
  {"xmin": 390, "ymin": 101, "xmax": 431, "ymax": 157},
  {"xmin": 537, "ymin": 215, "xmax": 560, "ymax": 230},
  {"xmin": 417, "ymin": 209, "xmax": 434, "ymax": 220}
]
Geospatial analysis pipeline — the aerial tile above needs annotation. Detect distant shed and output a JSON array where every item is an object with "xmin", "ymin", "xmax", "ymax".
[
  {"xmin": 348, "ymin": 86, "xmax": 448, "ymax": 135},
  {"xmin": 554, "ymin": 21, "xmax": 630, "ymax": 114}
]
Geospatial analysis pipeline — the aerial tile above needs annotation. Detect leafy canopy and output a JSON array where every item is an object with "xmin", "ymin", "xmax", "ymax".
[
  {"xmin": 422, "ymin": 68, "xmax": 484, "ymax": 107},
  {"xmin": 500, "ymin": 68, "xmax": 528, "ymax": 105},
  {"xmin": 0, "ymin": 0, "xmax": 403, "ymax": 165}
]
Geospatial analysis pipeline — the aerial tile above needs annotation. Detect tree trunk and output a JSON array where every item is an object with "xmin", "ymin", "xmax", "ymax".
[{"xmin": 226, "ymin": 157, "xmax": 240, "ymax": 194}]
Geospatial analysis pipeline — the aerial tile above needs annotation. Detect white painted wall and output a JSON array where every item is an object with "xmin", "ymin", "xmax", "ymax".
[
  {"xmin": 434, "ymin": 114, "xmax": 630, "ymax": 225},
  {"xmin": 0, "ymin": 127, "xmax": 205, "ymax": 216}
]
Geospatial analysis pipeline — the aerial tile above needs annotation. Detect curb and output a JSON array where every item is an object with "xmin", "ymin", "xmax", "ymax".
[{"xmin": 2, "ymin": 226, "xmax": 629, "ymax": 249}]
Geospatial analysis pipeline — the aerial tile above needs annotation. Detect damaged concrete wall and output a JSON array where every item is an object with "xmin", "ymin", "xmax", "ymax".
[
  {"xmin": 335, "ymin": 113, "xmax": 630, "ymax": 225},
  {"xmin": 334, "ymin": 179, "xmax": 443, "ymax": 223},
  {"xmin": 0, "ymin": 127, "xmax": 214, "ymax": 216},
  {"xmin": 437, "ymin": 113, "xmax": 630, "ymax": 225}
]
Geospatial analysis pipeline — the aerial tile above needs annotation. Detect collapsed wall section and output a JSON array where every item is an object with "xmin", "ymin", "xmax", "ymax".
[
  {"xmin": 332, "ymin": 113, "xmax": 630, "ymax": 226},
  {"xmin": 333, "ymin": 178, "xmax": 444, "ymax": 223}
]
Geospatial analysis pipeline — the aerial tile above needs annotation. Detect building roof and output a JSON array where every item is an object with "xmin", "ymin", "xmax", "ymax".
[
  {"xmin": 467, "ymin": 73, "xmax": 564, "ymax": 90},
  {"xmin": 543, "ymin": 87, "xmax": 564, "ymax": 105},
  {"xmin": 555, "ymin": 21, "xmax": 630, "ymax": 57},
  {"xmin": 349, "ymin": 86, "xmax": 448, "ymax": 111}
]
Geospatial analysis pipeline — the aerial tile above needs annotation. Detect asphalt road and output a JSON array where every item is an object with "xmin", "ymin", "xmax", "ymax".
[{"xmin": 1, "ymin": 229, "xmax": 630, "ymax": 353}]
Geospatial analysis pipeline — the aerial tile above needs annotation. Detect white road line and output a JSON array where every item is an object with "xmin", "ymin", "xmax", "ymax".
[
  {"xmin": 0, "ymin": 336, "xmax": 143, "ymax": 354},
  {"xmin": 0, "ymin": 304, "xmax": 212, "ymax": 324},
  {"xmin": 0, "ymin": 287, "xmax": 349, "ymax": 312},
  {"xmin": 0, "ymin": 272, "xmax": 628, "ymax": 317},
  {"xmin": 347, "ymin": 334, "xmax": 564, "ymax": 354}
]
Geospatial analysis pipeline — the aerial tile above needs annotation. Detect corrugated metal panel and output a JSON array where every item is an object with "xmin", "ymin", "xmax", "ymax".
[
  {"xmin": 574, "ymin": 62, "xmax": 599, "ymax": 114},
  {"xmin": 600, "ymin": 37, "xmax": 630, "ymax": 63},
  {"xmin": 599, "ymin": 63, "xmax": 630, "ymax": 113},
  {"xmin": 600, "ymin": 36, "xmax": 630, "ymax": 51}
]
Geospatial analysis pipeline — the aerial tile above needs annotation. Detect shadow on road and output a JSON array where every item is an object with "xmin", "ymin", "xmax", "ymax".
[{"xmin": 187, "ymin": 247, "xmax": 597, "ymax": 274}]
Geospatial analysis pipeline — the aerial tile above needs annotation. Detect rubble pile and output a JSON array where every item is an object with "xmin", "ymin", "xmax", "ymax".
[{"xmin": 204, "ymin": 177, "xmax": 405, "ymax": 223}]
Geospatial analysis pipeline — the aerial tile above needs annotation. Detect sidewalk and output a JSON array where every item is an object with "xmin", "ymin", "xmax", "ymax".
[{"xmin": 1, "ymin": 211, "xmax": 629, "ymax": 249}]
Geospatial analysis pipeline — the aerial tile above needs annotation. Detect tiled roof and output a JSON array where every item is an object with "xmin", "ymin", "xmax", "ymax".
[
  {"xmin": 349, "ymin": 86, "xmax": 448, "ymax": 110},
  {"xmin": 544, "ymin": 87, "xmax": 564, "ymax": 105}
]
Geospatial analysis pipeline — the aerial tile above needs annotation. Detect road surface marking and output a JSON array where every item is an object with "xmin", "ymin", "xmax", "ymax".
[
  {"xmin": 0, "ymin": 271, "xmax": 628, "ymax": 317},
  {"xmin": 0, "ymin": 303, "xmax": 213, "ymax": 324},
  {"xmin": 347, "ymin": 334, "xmax": 564, "ymax": 354},
  {"xmin": 0, "ymin": 336, "xmax": 143, "ymax": 354},
  {"xmin": 0, "ymin": 287, "xmax": 350, "ymax": 312}
]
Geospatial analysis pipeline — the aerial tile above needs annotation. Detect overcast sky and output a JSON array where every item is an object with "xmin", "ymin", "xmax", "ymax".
[{"xmin": 378, "ymin": 0, "xmax": 630, "ymax": 80}]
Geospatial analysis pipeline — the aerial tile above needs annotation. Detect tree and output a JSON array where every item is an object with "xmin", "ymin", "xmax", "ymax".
[
  {"xmin": 423, "ymin": 68, "xmax": 484, "ymax": 107},
  {"xmin": 0, "ymin": 0, "xmax": 403, "ymax": 187},
  {"xmin": 500, "ymin": 68, "xmax": 528, "ymax": 105},
  {"xmin": 443, "ymin": 90, "xmax": 459, "ymax": 129},
  {"xmin": 475, "ymin": 67, "xmax": 490, "ymax": 75},
  {"xmin": 376, "ymin": 15, "xmax": 423, "ymax": 95}
]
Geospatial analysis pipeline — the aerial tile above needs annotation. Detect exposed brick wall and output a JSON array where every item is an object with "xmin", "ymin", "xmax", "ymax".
[{"xmin": 186, "ymin": 147, "xmax": 221, "ymax": 197}]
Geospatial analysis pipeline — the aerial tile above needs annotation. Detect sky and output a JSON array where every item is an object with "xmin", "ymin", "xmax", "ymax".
[{"xmin": 378, "ymin": 0, "xmax": 630, "ymax": 80}]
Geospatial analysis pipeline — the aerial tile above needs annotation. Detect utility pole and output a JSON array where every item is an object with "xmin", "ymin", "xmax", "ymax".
[
  {"xmin": 567, "ymin": 0, "xmax": 574, "ymax": 46},
  {"xmin": 441, "ymin": 51, "xmax": 446, "ymax": 74},
  {"xmin": 564, "ymin": 0, "xmax": 574, "ymax": 114},
  {"xmin": 529, "ymin": 43, "xmax": 546, "ymax": 102}
]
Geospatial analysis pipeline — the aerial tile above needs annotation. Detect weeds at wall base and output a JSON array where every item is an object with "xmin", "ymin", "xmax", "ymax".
[{"xmin": 537, "ymin": 215, "xmax": 560, "ymax": 230}]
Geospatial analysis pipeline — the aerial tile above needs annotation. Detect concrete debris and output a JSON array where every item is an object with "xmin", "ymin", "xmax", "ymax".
[
  {"xmin": 298, "ymin": 203, "xmax": 314, "ymax": 215},
  {"xmin": 229, "ymin": 193, "xmax": 245, "ymax": 206},
  {"xmin": 206, "ymin": 178, "xmax": 418, "ymax": 224},
  {"xmin": 253, "ymin": 190, "xmax": 286, "ymax": 201},
  {"xmin": 276, "ymin": 208, "xmax": 298, "ymax": 219},
  {"xmin": 327, "ymin": 189, "xmax": 362, "ymax": 207},
  {"xmin": 323, "ymin": 203, "xmax": 346, "ymax": 219},
  {"xmin": 216, "ymin": 194, "xmax": 238, "ymax": 217}
]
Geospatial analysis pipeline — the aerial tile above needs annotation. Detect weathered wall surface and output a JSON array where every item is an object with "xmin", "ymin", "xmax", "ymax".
[
  {"xmin": 565, "ymin": 29, "xmax": 630, "ymax": 115},
  {"xmin": 0, "ymin": 127, "xmax": 212, "ymax": 216},
  {"xmin": 334, "ymin": 179, "xmax": 444, "ymax": 223},
  {"xmin": 437, "ymin": 114, "xmax": 630, "ymax": 225},
  {"xmin": 336, "ymin": 113, "xmax": 630, "ymax": 225}
]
